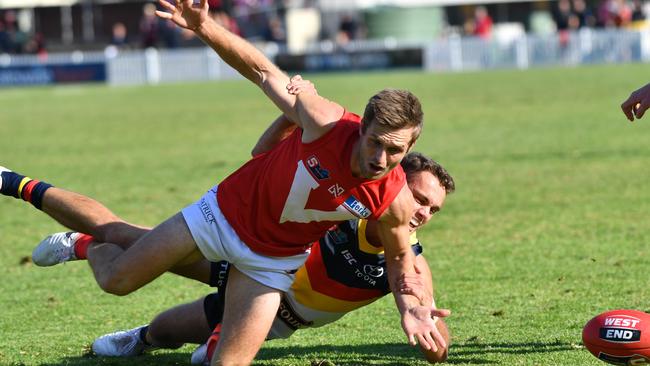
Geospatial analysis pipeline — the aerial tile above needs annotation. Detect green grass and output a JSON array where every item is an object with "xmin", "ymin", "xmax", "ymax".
[{"xmin": 1, "ymin": 64, "xmax": 650, "ymax": 365}]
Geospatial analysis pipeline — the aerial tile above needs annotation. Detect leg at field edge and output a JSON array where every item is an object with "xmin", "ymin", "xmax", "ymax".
[
  {"xmin": 41, "ymin": 187, "xmax": 149, "ymax": 246},
  {"xmin": 43, "ymin": 188, "xmax": 212, "ymax": 283},
  {"xmin": 211, "ymin": 267, "xmax": 280, "ymax": 366},
  {"xmin": 147, "ymin": 297, "xmax": 212, "ymax": 348},
  {"xmin": 87, "ymin": 212, "xmax": 204, "ymax": 296}
]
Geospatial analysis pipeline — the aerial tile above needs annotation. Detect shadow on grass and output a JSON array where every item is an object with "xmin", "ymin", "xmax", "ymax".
[
  {"xmin": 28, "ymin": 340, "xmax": 577, "ymax": 366},
  {"xmin": 450, "ymin": 339, "xmax": 579, "ymax": 357}
]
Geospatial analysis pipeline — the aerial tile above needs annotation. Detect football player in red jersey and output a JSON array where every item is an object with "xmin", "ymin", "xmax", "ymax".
[
  {"xmin": 2, "ymin": 79, "xmax": 452, "ymax": 364},
  {"xmin": 6, "ymin": 2, "xmax": 447, "ymax": 364},
  {"xmin": 88, "ymin": 151, "xmax": 455, "ymax": 365}
]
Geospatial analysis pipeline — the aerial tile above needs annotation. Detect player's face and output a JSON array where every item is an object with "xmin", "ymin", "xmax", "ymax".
[
  {"xmin": 407, "ymin": 171, "xmax": 446, "ymax": 233},
  {"xmin": 357, "ymin": 122, "xmax": 416, "ymax": 180}
]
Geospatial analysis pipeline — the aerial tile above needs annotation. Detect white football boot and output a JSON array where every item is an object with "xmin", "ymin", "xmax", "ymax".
[
  {"xmin": 32, "ymin": 232, "xmax": 81, "ymax": 266},
  {"xmin": 92, "ymin": 325, "xmax": 155, "ymax": 357}
]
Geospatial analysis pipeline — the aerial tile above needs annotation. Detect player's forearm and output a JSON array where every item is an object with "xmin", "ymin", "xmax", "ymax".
[
  {"xmin": 194, "ymin": 19, "xmax": 284, "ymax": 88},
  {"xmin": 387, "ymin": 252, "xmax": 421, "ymax": 314},
  {"xmin": 193, "ymin": 19, "xmax": 299, "ymax": 122}
]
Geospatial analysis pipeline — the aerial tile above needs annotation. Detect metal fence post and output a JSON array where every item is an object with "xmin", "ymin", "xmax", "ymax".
[{"xmin": 144, "ymin": 48, "xmax": 161, "ymax": 85}]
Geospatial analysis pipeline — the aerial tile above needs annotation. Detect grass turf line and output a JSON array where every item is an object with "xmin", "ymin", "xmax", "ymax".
[{"xmin": 1, "ymin": 64, "xmax": 649, "ymax": 365}]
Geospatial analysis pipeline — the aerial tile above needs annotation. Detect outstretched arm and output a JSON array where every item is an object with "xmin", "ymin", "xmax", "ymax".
[
  {"xmin": 621, "ymin": 83, "xmax": 650, "ymax": 121},
  {"xmin": 40, "ymin": 187, "xmax": 212, "ymax": 284},
  {"xmin": 400, "ymin": 256, "xmax": 450, "ymax": 363},
  {"xmin": 251, "ymin": 76, "xmax": 317, "ymax": 156},
  {"xmin": 156, "ymin": 0, "xmax": 343, "ymax": 139},
  {"xmin": 378, "ymin": 185, "xmax": 450, "ymax": 353}
]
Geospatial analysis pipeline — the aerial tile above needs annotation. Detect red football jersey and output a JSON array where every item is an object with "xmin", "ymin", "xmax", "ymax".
[{"xmin": 217, "ymin": 112, "xmax": 406, "ymax": 257}]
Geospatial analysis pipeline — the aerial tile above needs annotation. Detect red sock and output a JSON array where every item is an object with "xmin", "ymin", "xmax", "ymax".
[
  {"xmin": 206, "ymin": 324, "xmax": 222, "ymax": 364},
  {"xmin": 73, "ymin": 234, "xmax": 94, "ymax": 260}
]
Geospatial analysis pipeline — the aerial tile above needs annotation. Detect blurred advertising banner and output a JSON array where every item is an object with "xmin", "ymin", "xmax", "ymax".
[
  {"xmin": 276, "ymin": 48, "xmax": 422, "ymax": 72},
  {"xmin": 0, "ymin": 63, "xmax": 106, "ymax": 86}
]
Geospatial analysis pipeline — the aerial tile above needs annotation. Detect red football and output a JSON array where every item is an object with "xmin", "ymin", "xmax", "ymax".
[{"xmin": 583, "ymin": 309, "xmax": 650, "ymax": 365}]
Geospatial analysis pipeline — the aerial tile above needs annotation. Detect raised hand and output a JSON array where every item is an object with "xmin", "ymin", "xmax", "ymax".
[{"xmin": 155, "ymin": 0, "xmax": 209, "ymax": 31}]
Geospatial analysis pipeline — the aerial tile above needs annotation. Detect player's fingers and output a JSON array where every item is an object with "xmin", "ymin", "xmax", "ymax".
[
  {"xmin": 635, "ymin": 101, "xmax": 648, "ymax": 119},
  {"xmin": 399, "ymin": 288, "xmax": 417, "ymax": 297},
  {"xmin": 417, "ymin": 333, "xmax": 433, "ymax": 351},
  {"xmin": 293, "ymin": 80, "xmax": 313, "ymax": 88},
  {"xmin": 431, "ymin": 308, "xmax": 451, "ymax": 318},
  {"xmin": 399, "ymin": 281, "xmax": 419, "ymax": 289},
  {"xmin": 155, "ymin": 10, "xmax": 173, "ymax": 19},
  {"xmin": 399, "ymin": 283, "xmax": 420, "ymax": 293},
  {"xmin": 408, "ymin": 333, "xmax": 417, "ymax": 347},
  {"xmin": 289, "ymin": 86, "xmax": 306, "ymax": 95},
  {"xmin": 424, "ymin": 332, "xmax": 438, "ymax": 352},
  {"xmin": 621, "ymin": 96, "xmax": 637, "ymax": 121},
  {"xmin": 290, "ymin": 74, "xmax": 303, "ymax": 82},
  {"xmin": 399, "ymin": 274, "xmax": 420, "ymax": 284},
  {"xmin": 431, "ymin": 329, "xmax": 446, "ymax": 351}
]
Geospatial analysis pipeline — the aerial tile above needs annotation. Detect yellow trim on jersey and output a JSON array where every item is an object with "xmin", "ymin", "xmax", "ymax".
[
  {"xmin": 17, "ymin": 177, "xmax": 31, "ymax": 196},
  {"xmin": 356, "ymin": 220, "xmax": 420, "ymax": 255},
  {"xmin": 291, "ymin": 265, "xmax": 378, "ymax": 313},
  {"xmin": 357, "ymin": 220, "xmax": 383, "ymax": 254},
  {"xmin": 409, "ymin": 231, "xmax": 419, "ymax": 245}
]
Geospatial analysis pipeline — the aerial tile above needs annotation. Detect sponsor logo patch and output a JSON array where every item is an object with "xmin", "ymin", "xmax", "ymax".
[
  {"xmin": 328, "ymin": 184, "xmax": 344, "ymax": 197},
  {"xmin": 363, "ymin": 264, "xmax": 385, "ymax": 278},
  {"xmin": 277, "ymin": 297, "xmax": 313, "ymax": 330},
  {"xmin": 342, "ymin": 196, "xmax": 372, "ymax": 219},
  {"xmin": 599, "ymin": 328, "xmax": 642, "ymax": 343},
  {"xmin": 305, "ymin": 155, "xmax": 329, "ymax": 180},
  {"xmin": 213, "ymin": 261, "xmax": 229, "ymax": 288},
  {"xmin": 604, "ymin": 316, "xmax": 641, "ymax": 329},
  {"xmin": 600, "ymin": 315, "xmax": 643, "ymax": 343},
  {"xmin": 199, "ymin": 198, "xmax": 217, "ymax": 225}
]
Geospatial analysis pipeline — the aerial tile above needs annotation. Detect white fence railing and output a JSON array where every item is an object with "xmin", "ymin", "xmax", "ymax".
[
  {"xmin": 0, "ymin": 28, "xmax": 648, "ymax": 86},
  {"xmin": 422, "ymin": 29, "xmax": 650, "ymax": 72}
]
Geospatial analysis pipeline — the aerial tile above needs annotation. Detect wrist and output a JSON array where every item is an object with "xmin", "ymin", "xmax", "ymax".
[{"xmin": 191, "ymin": 18, "xmax": 209, "ymax": 34}]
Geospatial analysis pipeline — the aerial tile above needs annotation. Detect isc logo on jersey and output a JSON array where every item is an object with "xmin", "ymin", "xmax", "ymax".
[
  {"xmin": 342, "ymin": 196, "xmax": 372, "ymax": 219},
  {"xmin": 600, "ymin": 316, "xmax": 643, "ymax": 343}
]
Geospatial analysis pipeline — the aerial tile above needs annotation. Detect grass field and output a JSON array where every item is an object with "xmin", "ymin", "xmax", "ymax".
[{"xmin": 1, "ymin": 64, "xmax": 650, "ymax": 366}]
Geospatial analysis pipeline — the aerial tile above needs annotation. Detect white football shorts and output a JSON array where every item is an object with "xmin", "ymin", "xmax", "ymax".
[{"xmin": 181, "ymin": 185, "xmax": 309, "ymax": 292}]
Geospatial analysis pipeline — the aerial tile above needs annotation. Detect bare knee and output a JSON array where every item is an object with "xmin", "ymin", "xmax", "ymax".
[{"xmin": 95, "ymin": 267, "xmax": 135, "ymax": 296}]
